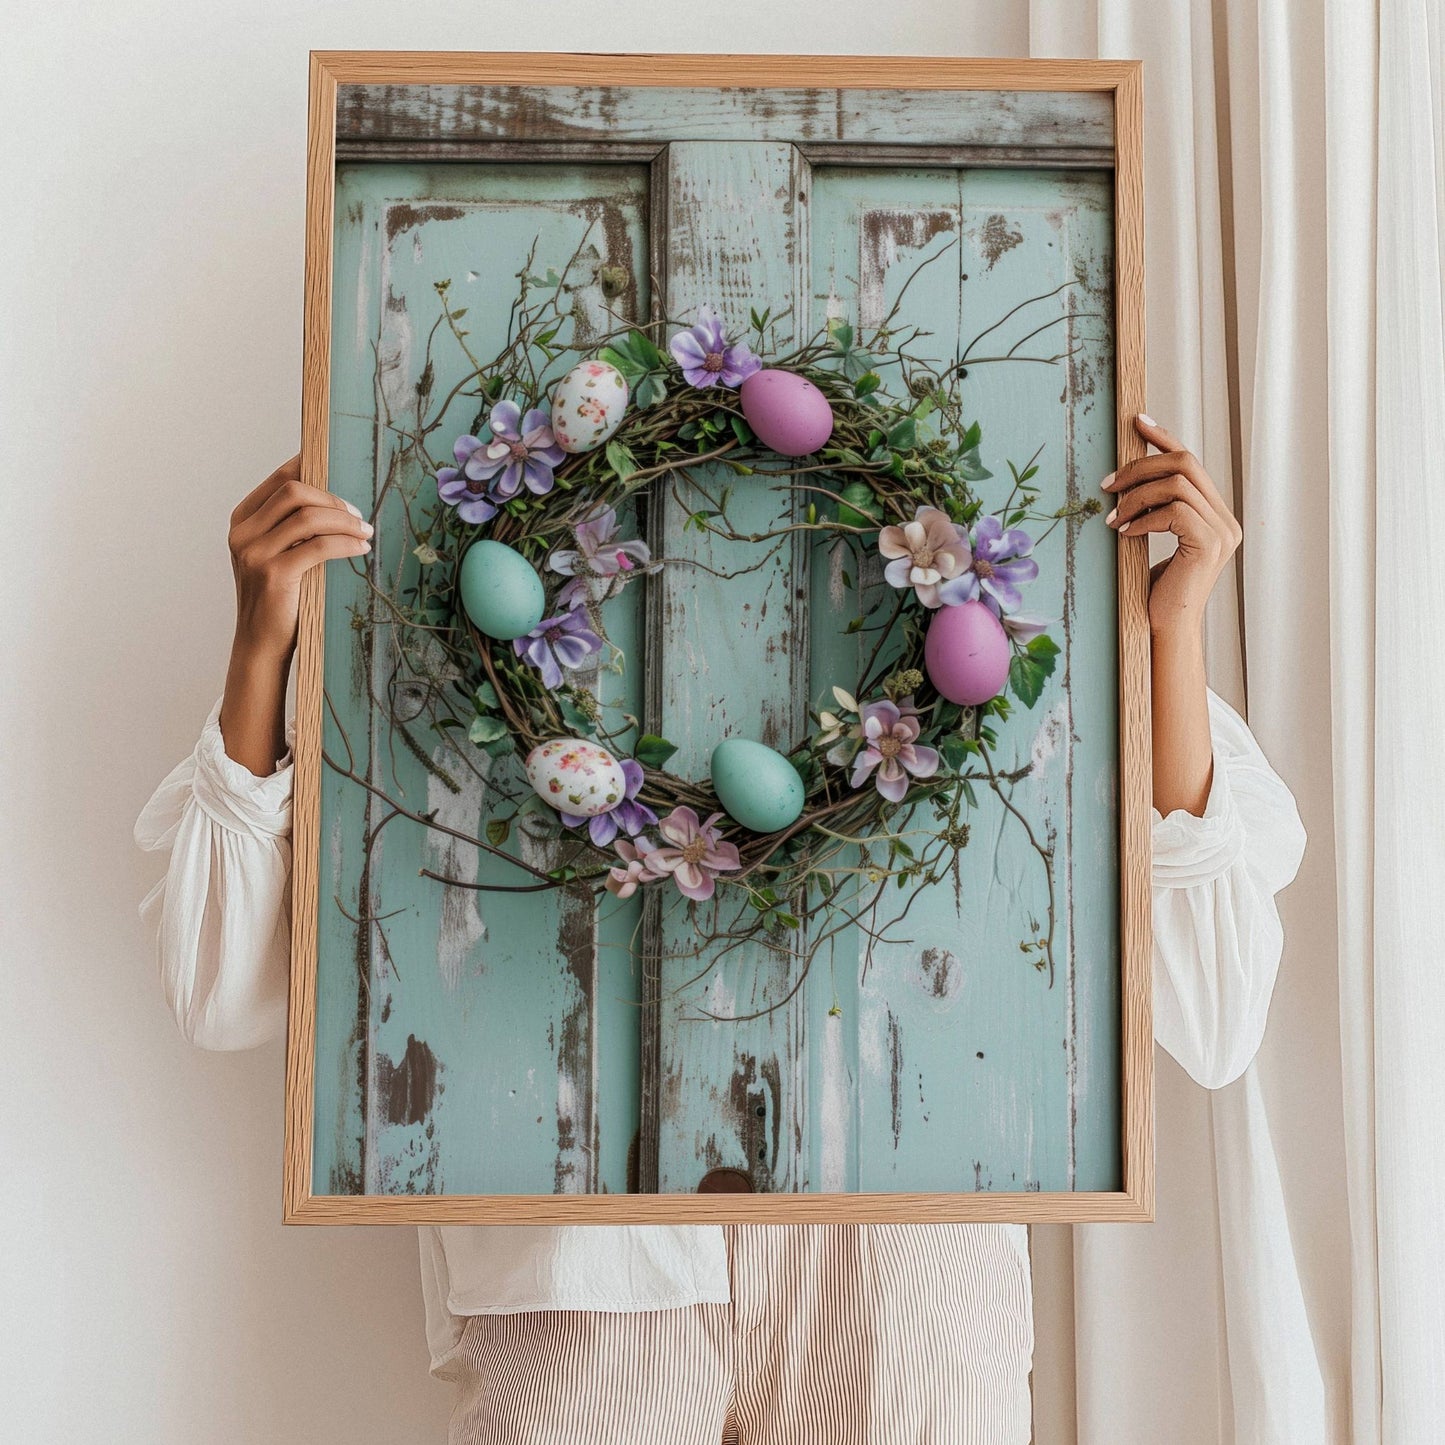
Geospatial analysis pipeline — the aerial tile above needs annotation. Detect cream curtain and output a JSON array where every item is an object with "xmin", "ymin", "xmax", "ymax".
[{"xmin": 1027, "ymin": 0, "xmax": 1445, "ymax": 1441}]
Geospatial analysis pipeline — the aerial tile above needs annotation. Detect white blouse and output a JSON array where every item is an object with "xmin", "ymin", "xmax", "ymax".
[{"xmin": 134, "ymin": 688, "xmax": 1305, "ymax": 1370}]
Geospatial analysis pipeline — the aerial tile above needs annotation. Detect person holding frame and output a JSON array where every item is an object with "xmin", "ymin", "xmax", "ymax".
[{"xmin": 134, "ymin": 412, "xmax": 1303, "ymax": 1442}]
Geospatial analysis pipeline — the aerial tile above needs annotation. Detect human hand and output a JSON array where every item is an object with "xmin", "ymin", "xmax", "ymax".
[
  {"xmin": 219, "ymin": 456, "xmax": 371, "ymax": 773},
  {"xmin": 1103, "ymin": 416, "xmax": 1241, "ymax": 638},
  {"xmin": 228, "ymin": 455, "xmax": 372, "ymax": 665}
]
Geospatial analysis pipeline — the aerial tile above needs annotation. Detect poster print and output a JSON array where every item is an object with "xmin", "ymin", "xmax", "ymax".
[{"xmin": 286, "ymin": 55, "xmax": 1151, "ymax": 1224}]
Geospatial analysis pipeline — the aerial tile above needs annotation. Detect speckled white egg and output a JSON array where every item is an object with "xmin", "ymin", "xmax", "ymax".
[
  {"xmin": 549, "ymin": 360, "xmax": 629, "ymax": 455},
  {"xmin": 525, "ymin": 737, "xmax": 627, "ymax": 817}
]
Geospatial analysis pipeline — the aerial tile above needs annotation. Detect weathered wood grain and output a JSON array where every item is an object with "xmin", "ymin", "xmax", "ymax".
[
  {"xmin": 310, "ymin": 163, "xmax": 651, "ymax": 1198},
  {"xmin": 337, "ymin": 82, "xmax": 1113, "ymax": 153},
  {"xmin": 647, "ymin": 140, "xmax": 814, "ymax": 1194}
]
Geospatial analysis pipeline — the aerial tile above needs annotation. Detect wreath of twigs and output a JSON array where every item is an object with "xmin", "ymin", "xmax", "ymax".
[{"xmin": 332, "ymin": 231, "xmax": 1103, "ymax": 1010}]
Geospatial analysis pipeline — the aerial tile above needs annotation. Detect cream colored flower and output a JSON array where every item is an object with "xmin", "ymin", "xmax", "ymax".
[{"xmin": 877, "ymin": 506, "xmax": 970, "ymax": 608}]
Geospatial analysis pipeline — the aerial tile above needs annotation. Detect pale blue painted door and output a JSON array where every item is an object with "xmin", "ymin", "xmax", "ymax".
[{"xmin": 315, "ymin": 96, "xmax": 1118, "ymax": 1198}]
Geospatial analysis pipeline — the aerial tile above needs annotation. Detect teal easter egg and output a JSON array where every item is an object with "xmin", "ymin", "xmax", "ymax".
[
  {"xmin": 710, "ymin": 738, "xmax": 805, "ymax": 834},
  {"xmin": 458, "ymin": 540, "xmax": 545, "ymax": 641}
]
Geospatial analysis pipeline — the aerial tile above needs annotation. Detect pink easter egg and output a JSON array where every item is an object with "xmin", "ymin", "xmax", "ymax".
[
  {"xmin": 739, "ymin": 369, "xmax": 835, "ymax": 457},
  {"xmin": 925, "ymin": 601, "xmax": 1011, "ymax": 705}
]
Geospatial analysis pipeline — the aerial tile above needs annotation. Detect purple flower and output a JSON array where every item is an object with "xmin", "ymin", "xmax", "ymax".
[
  {"xmin": 435, "ymin": 433, "xmax": 500, "ymax": 526},
  {"xmin": 549, "ymin": 505, "xmax": 655, "ymax": 608},
  {"xmin": 937, "ymin": 516, "xmax": 1039, "ymax": 615},
  {"xmin": 560, "ymin": 757, "xmax": 658, "ymax": 847},
  {"xmin": 644, "ymin": 806, "xmax": 743, "ymax": 902},
  {"xmin": 849, "ymin": 699, "xmax": 940, "ymax": 803},
  {"xmin": 669, "ymin": 306, "xmax": 762, "ymax": 390},
  {"xmin": 514, "ymin": 610, "xmax": 603, "ymax": 690},
  {"xmin": 460, "ymin": 400, "xmax": 567, "ymax": 503}
]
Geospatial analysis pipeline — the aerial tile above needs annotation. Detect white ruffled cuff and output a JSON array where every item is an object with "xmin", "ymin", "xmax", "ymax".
[
  {"xmin": 1150, "ymin": 745, "xmax": 1248, "ymax": 890},
  {"xmin": 190, "ymin": 695, "xmax": 295, "ymax": 839}
]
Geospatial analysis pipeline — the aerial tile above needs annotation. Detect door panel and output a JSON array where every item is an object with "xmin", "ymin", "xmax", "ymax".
[
  {"xmin": 805, "ymin": 167, "xmax": 1118, "ymax": 1192},
  {"xmin": 319, "ymin": 163, "xmax": 650, "ymax": 1195}
]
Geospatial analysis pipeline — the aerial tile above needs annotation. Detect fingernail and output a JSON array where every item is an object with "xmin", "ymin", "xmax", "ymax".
[
  {"xmin": 1137, "ymin": 413, "xmax": 1156, "ymax": 428},
  {"xmin": 361, "ymin": 521, "xmax": 374, "ymax": 536},
  {"xmin": 344, "ymin": 500, "xmax": 363, "ymax": 518},
  {"xmin": 1118, "ymin": 521, "xmax": 1131, "ymax": 534},
  {"xmin": 1100, "ymin": 471, "xmax": 1116, "ymax": 490},
  {"xmin": 1105, "ymin": 507, "xmax": 1118, "ymax": 525}
]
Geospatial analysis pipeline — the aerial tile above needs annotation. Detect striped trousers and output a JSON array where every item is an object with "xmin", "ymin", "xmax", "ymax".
[{"xmin": 441, "ymin": 1224, "xmax": 1034, "ymax": 1444}]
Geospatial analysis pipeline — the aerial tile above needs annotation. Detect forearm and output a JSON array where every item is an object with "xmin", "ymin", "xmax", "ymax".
[
  {"xmin": 1150, "ymin": 620, "xmax": 1213, "ymax": 817},
  {"xmin": 219, "ymin": 637, "xmax": 291, "ymax": 775}
]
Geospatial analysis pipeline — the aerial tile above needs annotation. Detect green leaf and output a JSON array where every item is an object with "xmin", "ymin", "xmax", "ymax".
[
  {"xmin": 1027, "ymin": 635, "xmax": 1061, "ymax": 662},
  {"xmin": 484, "ymin": 733, "xmax": 516, "ymax": 759},
  {"xmin": 827, "ymin": 318, "xmax": 855, "ymax": 352},
  {"xmin": 473, "ymin": 681, "xmax": 500, "ymax": 711},
  {"xmin": 635, "ymin": 373, "xmax": 667, "ymax": 408},
  {"xmin": 605, "ymin": 439, "xmax": 639, "ymax": 483},
  {"xmin": 1008, "ymin": 655, "xmax": 1049, "ymax": 709},
  {"xmin": 597, "ymin": 345, "xmax": 642, "ymax": 380},
  {"xmin": 887, "ymin": 417, "xmax": 918, "ymax": 451},
  {"xmin": 485, "ymin": 817, "xmax": 511, "ymax": 848},
  {"xmin": 629, "ymin": 330, "xmax": 664, "ymax": 368},
  {"xmin": 853, "ymin": 371, "xmax": 882, "ymax": 398},
  {"xmin": 940, "ymin": 736, "xmax": 972, "ymax": 773},
  {"xmin": 557, "ymin": 693, "xmax": 598, "ymax": 736},
  {"xmin": 469, "ymin": 714, "xmax": 508, "ymax": 745},
  {"xmin": 958, "ymin": 446, "xmax": 993, "ymax": 482},
  {"xmin": 634, "ymin": 734, "xmax": 678, "ymax": 769},
  {"xmin": 729, "ymin": 415, "xmax": 754, "ymax": 446}
]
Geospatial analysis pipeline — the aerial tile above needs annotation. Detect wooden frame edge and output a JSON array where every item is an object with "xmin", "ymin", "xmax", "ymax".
[
  {"xmin": 1111, "ymin": 60, "xmax": 1155, "ymax": 1224},
  {"xmin": 284, "ymin": 51, "xmax": 338, "ymax": 1225},
  {"xmin": 285, "ymin": 1189, "xmax": 1156, "ymax": 1226},
  {"xmin": 285, "ymin": 52, "xmax": 1154, "ymax": 1226}
]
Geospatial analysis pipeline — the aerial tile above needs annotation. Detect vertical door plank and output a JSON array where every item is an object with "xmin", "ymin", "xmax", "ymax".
[
  {"xmin": 650, "ymin": 140, "xmax": 814, "ymax": 1192},
  {"xmin": 318, "ymin": 164, "xmax": 650, "ymax": 1194},
  {"xmin": 807, "ymin": 166, "xmax": 1119, "ymax": 1192}
]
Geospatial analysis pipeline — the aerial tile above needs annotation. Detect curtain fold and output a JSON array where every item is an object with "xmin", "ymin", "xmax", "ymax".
[{"xmin": 1029, "ymin": 0, "xmax": 1445, "ymax": 1439}]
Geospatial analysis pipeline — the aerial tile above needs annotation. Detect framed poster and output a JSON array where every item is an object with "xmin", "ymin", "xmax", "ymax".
[{"xmin": 285, "ymin": 52, "xmax": 1151, "ymax": 1225}]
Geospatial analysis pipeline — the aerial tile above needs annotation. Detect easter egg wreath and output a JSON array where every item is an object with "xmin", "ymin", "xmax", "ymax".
[{"xmin": 377, "ymin": 271, "xmax": 1100, "ymax": 987}]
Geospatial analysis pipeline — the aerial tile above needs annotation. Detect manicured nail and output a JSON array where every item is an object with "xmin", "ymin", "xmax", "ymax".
[
  {"xmin": 1118, "ymin": 520, "xmax": 1131, "ymax": 534},
  {"xmin": 1137, "ymin": 413, "xmax": 1156, "ymax": 428},
  {"xmin": 1105, "ymin": 507, "xmax": 1118, "ymax": 525},
  {"xmin": 1100, "ymin": 471, "xmax": 1116, "ymax": 490},
  {"xmin": 344, "ymin": 500, "xmax": 363, "ymax": 518},
  {"xmin": 360, "ymin": 521, "xmax": 374, "ymax": 536}
]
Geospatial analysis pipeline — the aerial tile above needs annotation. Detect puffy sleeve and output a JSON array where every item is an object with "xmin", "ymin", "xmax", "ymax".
[
  {"xmin": 1150, "ymin": 689, "xmax": 1306, "ymax": 1089},
  {"xmin": 133, "ymin": 695, "xmax": 296, "ymax": 1051}
]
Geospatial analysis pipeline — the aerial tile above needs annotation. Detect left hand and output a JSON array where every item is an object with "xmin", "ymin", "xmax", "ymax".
[{"xmin": 1104, "ymin": 415, "xmax": 1242, "ymax": 636}]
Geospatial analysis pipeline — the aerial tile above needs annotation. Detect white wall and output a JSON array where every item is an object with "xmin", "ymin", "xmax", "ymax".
[{"xmin": 1, "ymin": 4, "xmax": 1037, "ymax": 1442}]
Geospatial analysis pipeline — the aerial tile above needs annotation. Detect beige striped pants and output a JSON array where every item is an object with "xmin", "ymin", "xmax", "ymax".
[{"xmin": 442, "ymin": 1224, "xmax": 1033, "ymax": 1444}]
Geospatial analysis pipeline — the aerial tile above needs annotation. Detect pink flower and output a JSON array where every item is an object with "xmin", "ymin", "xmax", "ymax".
[
  {"xmin": 645, "ymin": 806, "xmax": 742, "ymax": 901},
  {"xmin": 877, "ymin": 505, "xmax": 970, "ymax": 609},
  {"xmin": 549, "ymin": 504, "xmax": 656, "ymax": 608},
  {"xmin": 605, "ymin": 837, "xmax": 662, "ymax": 899},
  {"xmin": 849, "ymin": 699, "xmax": 941, "ymax": 803}
]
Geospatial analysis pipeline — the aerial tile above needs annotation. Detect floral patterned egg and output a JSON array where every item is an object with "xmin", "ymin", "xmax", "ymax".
[
  {"xmin": 525, "ymin": 737, "xmax": 628, "ymax": 817},
  {"xmin": 549, "ymin": 360, "xmax": 630, "ymax": 455}
]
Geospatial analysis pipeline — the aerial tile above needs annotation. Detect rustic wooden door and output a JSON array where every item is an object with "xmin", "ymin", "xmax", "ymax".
[{"xmin": 313, "ymin": 81, "xmax": 1121, "ymax": 1201}]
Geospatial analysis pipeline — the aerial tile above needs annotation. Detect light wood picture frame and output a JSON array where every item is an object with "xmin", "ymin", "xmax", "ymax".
[{"xmin": 286, "ymin": 51, "xmax": 1152, "ymax": 1225}]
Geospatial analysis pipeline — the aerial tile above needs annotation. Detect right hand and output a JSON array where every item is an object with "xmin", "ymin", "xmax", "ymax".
[{"xmin": 228, "ymin": 455, "xmax": 372, "ymax": 662}]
